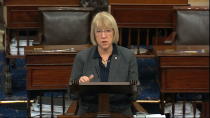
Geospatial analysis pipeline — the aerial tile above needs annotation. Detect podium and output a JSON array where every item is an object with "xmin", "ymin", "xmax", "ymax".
[{"xmin": 58, "ymin": 81, "xmax": 139, "ymax": 118}]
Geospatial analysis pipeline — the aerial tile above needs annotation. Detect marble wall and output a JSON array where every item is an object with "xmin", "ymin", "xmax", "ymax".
[{"xmin": 189, "ymin": 0, "xmax": 209, "ymax": 6}]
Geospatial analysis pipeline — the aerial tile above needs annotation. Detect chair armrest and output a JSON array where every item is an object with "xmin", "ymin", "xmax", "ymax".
[
  {"xmin": 163, "ymin": 31, "xmax": 177, "ymax": 45},
  {"xmin": 57, "ymin": 100, "xmax": 78, "ymax": 118},
  {"xmin": 32, "ymin": 32, "xmax": 43, "ymax": 45},
  {"xmin": 132, "ymin": 101, "xmax": 148, "ymax": 113},
  {"xmin": 66, "ymin": 100, "xmax": 78, "ymax": 115}
]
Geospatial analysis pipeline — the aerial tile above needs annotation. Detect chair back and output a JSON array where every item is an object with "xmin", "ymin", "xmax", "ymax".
[
  {"xmin": 176, "ymin": 9, "xmax": 209, "ymax": 45},
  {"xmin": 39, "ymin": 7, "xmax": 94, "ymax": 45}
]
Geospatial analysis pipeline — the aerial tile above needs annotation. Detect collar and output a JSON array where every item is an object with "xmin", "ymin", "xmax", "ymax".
[{"xmin": 93, "ymin": 44, "xmax": 118, "ymax": 59}]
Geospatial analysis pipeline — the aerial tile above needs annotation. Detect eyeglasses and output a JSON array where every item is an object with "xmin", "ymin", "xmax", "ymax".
[{"xmin": 95, "ymin": 28, "xmax": 113, "ymax": 34}]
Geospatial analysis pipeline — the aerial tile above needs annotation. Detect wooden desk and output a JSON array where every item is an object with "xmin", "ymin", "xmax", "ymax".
[
  {"xmin": 25, "ymin": 45, "xmax": 90, "ymax": 90},
  {"xmin": 154, "ymin": 45, "xmax": 209, "ymax": 93}
]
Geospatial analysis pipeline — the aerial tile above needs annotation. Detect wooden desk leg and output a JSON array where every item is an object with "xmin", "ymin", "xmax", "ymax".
[
  {"xmin": 160, "ymin": 93, "xmax": 165, "ymax": 115},
  {"xmin": 201, "ymin": 102, "xmax": 209, "ymax": 118},
  {"xmin": 27, "ymin": 91, "xmax": 31, "ymax": 118},
  {"xmin": 62, "ymin": 91, "xmax": 65, "ymax": 115},
  {"xmin": 51, "ymin": 93, "xmax": 54, "ymax": 118},
  {"xmin": 39, "ymin": 95, "xmax": 42, "ymax": 118}
]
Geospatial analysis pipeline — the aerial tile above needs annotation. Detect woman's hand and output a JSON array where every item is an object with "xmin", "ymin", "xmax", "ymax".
[{"xmin": 79, "ymin": 74, "xmax": 94, "ymax": 83}]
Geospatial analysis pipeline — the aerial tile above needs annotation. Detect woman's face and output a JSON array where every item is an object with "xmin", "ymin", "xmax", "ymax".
[{"xmin": 95, "ymin": 27, "xmax": 114, "ymax": 50}]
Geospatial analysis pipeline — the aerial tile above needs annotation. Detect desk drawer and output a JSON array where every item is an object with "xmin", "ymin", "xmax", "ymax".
[
  {"xmin": 27, "ymin": 65, "xmax": 71, "ymax": 90},
  {"xmin": 161, "ymin": 67, "xmax": 209, "ymax": 92},
  {"xmin": 26, "ymin": 54, "xmax": 76, "ymax": 65},
  {"xmin": 159, "ymin": 57, "xmax": 209, "ymax": 67},
  {"xmin": 111, "ymin": 5, "xmax": 176, "ymax": 28}
]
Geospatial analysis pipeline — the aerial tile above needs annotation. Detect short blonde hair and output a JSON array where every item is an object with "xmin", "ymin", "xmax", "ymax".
[{"xmin": 90, "ymin": 11, "xmax": 119, "ymax": 45}]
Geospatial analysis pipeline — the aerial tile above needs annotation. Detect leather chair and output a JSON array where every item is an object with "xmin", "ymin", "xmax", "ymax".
[
  {"xmin": 164, "ymin": 6, "xmax": 209, "ymax": 45},
  {"xmin": 35, "ymin": 7, "xmax": 94, "ymax": 45}
]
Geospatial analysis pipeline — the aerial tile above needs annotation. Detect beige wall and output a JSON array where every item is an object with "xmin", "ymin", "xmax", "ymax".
[{"xmin": 189, "ymin": 0, "xmax": 209, "ymax": 6}]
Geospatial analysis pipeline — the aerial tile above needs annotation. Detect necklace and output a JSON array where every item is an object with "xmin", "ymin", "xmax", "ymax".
[{"xmin": 102, "ymin": 59, "xmax": 108, "ymax": 67}]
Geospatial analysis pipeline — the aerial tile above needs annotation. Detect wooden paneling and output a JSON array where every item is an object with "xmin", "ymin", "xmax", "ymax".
[
  {"xmin": 26, "ymin": 54, "xmax": 75, "ymax": 65},
  {"xmin": 4, "ymin": 0, "xmax": 80, "ymax": 28},
  {"xmin": 7, "ymin": 6, "xmax": 41, "ymax": 28},
  {"xmin": 26, "ymin": 53, "xmax": 75, "ymax": 90},
  {"xmin": 159, "ymin": 57, "xmax": 209, "ymax": 67},
  {"xmin": 111, "ymin": 5, "xmax": 178, "ymax": 28},
  {"xmin": 25, "ymin": 45, "xmax": 90, "ymax": 90},
  {"xmin": 154, "ymin": 45, "xmax": 209, "ymax": 93},
  {"xmin": 27, "ymin": 65, "xmax": 71, "ymax": 90},
  {"xmin": 4, "ymin": 0, "xmax": 188, "ymax": 6},
  {"xmin": 161, "ymin": 68, "xmax": 209, "ymax": 92},
  {"xmin": 189, "ymin": 0, "xmax": 209, "ymax": 6},
  {"xmin": 109, "ymin": 0, "xmax": 188, "ymax": 5},
  {"xmin": 3, "ymin": 0, "xmax": 80, "ymax": 6},
  {"xmin": 160, "ymin": 55, "xmax": 209, "ymax": 92}
]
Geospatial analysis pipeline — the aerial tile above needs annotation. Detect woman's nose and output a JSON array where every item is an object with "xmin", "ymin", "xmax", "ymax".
[{"xmin": 101, "ymin": 32, "xmax": 106, "ymax": 37}]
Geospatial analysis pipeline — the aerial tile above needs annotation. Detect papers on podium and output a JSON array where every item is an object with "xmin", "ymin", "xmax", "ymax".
[{"xmin": 134, "ymin": 114, "xmax": 166, "ymax": 118}]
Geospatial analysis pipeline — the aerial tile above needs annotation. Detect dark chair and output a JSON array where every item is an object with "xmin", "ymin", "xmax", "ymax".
[
  {"xmin": 164, "ymin": 6, "xmax": 209, "ymax": 45},
  {"xmin": 35, "ymin": 7, "xmax": 94, "ymax": 45}
]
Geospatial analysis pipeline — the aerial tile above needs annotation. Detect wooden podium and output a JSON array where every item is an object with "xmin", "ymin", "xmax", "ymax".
[{"xmin": 58, "ymin": 81, "xmax": 139, "ymax": 118}]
